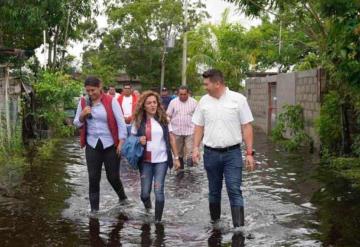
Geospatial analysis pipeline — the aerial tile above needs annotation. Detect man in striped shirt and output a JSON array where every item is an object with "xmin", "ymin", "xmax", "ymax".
[{"xmin": 166, "ymin": 85, "xmax": 198, "ymax": 170}]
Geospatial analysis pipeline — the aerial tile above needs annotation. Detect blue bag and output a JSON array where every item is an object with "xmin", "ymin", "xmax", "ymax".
[{"xmin": 121, "ymin": 135, "xmax": 144, "ymax": 170}]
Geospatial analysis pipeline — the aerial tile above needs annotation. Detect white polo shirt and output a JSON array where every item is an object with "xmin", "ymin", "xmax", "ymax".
[{"xmin": 192, "ymin": 87, "xmax": 254, "ymax": 148}]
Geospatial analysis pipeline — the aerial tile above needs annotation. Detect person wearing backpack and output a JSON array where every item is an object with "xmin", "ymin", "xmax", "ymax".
[
  {"xmin": 131, "ymin": 90, "xmax": 181, "ymax": 223},
  {"xmin": 73, "ymin": 76, "xmax": 128, "ymax": 212}
]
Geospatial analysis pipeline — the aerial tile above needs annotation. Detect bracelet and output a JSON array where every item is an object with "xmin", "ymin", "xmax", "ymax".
[
  {"xmin": 246, "ymin": 150, "xmax": 255, "ymax": 156},
  {"xmin": 174, "ymin": 156, "xmax": 179, "ymax": 160}
]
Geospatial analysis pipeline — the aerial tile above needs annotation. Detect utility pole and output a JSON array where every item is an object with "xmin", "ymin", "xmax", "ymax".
[
  {"xmin": 181, "ymin": 0, "xmax": 188, "ymax": 86},
  {"xmin": 43, "ymin": 30, "xmax": 47, "ymax": 70},
  {"xmin": 160, "ymin": 32, "xmax": 167, "ymax": 90}
]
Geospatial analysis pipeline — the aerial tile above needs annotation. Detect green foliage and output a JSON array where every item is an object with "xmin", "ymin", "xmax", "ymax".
[
  {"xmin": 0, "ymin": 0, "xmax": 97, "ymax": 69},
  {"xmin": 187, "ymin": 10, "xmax": 249, "ymax": 91},
  {"xmin": 85, "ymin": 0, "xmax": 208, "ymax": 91},
  {"xmin": 33, "ymin": 71, "xmax": 81, "ymax": 137},
  {"xmin": 315, "ymin": 91, "xmax": 342, "ymax": 154},
  {"xmin": 294, "ymin": 53, "xmax": 321, "ymax": 71},
  {"xmin": 272, "ymin": 104, "xmax": 311, "ymax": 151},
  {"xmin": 352, "ymin": 135, "xmax": 360, "ymax": 157},
  {"xmin": 36, "ymin": 139, "xmax": 61, "ymax": 160},
  {"xmin": 329, "ymin": 157, "xmax": 360, "ymax": 188}
]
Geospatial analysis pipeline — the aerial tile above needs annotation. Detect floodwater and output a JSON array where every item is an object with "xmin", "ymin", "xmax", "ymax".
[{"xmin": 0, "ymin": 129, "xmax": 350, "ymax": 246}]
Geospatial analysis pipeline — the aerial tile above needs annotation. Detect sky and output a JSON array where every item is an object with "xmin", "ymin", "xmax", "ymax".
[{"xmin": 36, "ymin": 0, "xmax": 261, "ymax": 67}]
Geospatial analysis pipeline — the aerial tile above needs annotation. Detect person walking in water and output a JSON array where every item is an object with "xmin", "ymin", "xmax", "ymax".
[
  {"xmin": 131, "ymin": 91, "xmax": 180, "ymax": 222},
  {"xmin": 74, "ymin": 76, "xmax": 128, "ymax": 212},
  {"xmin": 192, "ymin": 69, "xmax": 255, "ymax": 227},
  {"xmin": 166, "ymin": 85, "xmax": 197, "ymax": 170}
]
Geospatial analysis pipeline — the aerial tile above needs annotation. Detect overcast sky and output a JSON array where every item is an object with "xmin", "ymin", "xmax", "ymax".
[{"xmin": 37, "ymin": 0, "xmax": 261, "ymax": 67}]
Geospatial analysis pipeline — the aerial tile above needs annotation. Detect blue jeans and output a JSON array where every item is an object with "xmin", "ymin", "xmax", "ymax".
[
  {"xmin": 140, "ymin": 162, "xmax": 168, "ymax": 203},
  {"xmin": 203, "ymin": 147, "xmax": 243, "ymax": 207}
]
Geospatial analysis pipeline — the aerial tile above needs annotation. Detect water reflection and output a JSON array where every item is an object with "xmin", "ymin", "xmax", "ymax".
[
  {"xmin": 312, "ymin": 168, "xmax": 360, "ymax": 246},
  {"xmin": 208, "ymin": 228, "xmax": 245, "ymax": 247},
  {"xmin": 89, "ymin": 214, "xmax": 127, "ymax": 247}
]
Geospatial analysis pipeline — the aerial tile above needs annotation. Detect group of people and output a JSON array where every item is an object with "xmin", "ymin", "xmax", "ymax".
[{"xmin": 73, "ymin": 69, "xmax": 255, "ymax": 228}]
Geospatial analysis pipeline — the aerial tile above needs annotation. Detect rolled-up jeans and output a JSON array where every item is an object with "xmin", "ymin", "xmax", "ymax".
[
  {"xmin": 139, "ymin": 162, "xmax": 168, "ymax": 203},
  {"xmin": 203, "ymin": 147, "xmax": 243, "ymax": 207}
]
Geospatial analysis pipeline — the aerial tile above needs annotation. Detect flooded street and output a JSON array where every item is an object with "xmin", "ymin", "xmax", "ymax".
[{"xmin": 0, "ymin": 130, "xmax": 325, "ymax": 246}]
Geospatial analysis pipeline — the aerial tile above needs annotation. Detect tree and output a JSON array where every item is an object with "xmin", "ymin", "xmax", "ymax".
[
  {"xmin": 187, "ymin": 9, "xmax": 249, "ymax": 91},
  {"xmin": 0, "ymin": 0, "xmax": 98, "ymax": 69},
  {"xmin": 83, "ymin": 0, "xmax": 208, "ymax": 90}
]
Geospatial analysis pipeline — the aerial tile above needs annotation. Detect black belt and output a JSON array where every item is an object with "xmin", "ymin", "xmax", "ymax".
[{"xmin": 204, "ymin": 144, "xmax": 240, "ymax": 152}]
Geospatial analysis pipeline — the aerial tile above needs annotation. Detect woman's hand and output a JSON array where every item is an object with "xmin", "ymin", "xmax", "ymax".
[
  {"xmin": 173, "ymin": 159, "xmax": 181, "ymax": 170},
  {"xmin": 116, "ymin": 139, "xmax": 124, "ymax": 156},
  {"xmin": 139, "ymin": 136, "xmax": 146, "ymax": 145},
  {"xmin": 80, "ymin": 106, "xmax": 91, "ymax": 122}
]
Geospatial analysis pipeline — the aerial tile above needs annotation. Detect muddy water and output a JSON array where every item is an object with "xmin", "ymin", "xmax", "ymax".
[{"xmin": 0, "ymin": 130, "xmax": 325, "ymax": 246}]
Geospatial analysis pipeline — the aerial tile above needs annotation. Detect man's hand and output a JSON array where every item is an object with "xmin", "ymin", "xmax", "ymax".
[
  {"xmin": 192, "ymin": 147, "xmax": 200, "ymax": 165},
  {"xmin": 124, "ymin": 117, "xmax": 132, "ymax": 124},
  {"xmin": 245, "ymin": 155, "xmax": 255, "ymax": 172},
  {"xmin": 174, "ymin": 159, "xmax": 181, "ymax": 170}
]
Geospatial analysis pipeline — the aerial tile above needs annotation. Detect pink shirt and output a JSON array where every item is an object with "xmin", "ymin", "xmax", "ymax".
[{"xmin": 166, "ymin": 97, "xmax": 197, "ymax": 136}]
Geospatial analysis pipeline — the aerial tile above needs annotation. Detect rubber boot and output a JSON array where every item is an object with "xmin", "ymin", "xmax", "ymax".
[
  {"xmin": 186, "ymin": 157, "xmax": 194, "ymax": 167},
  {"xmin": 143, "ymin": 197, "xmax": 152, "ymax": 209},
  {"xmin": 89, "ymin": 192, "xmax": 100, "ymax": 212},
  {"xmin": 115, "ymin": 180, "xmax": 128, "ymax": 201},
  {"xmin": 209, "ymin": 203, "xmax": 221, "ymax": 222},
  {"xmin": 231, "ymin": 206, "xmax": 244, "ymax": 227},
  {"xmin": 155, "ymin": 200, "xmax": 165, "ymax": 222},
  {"xmin": 179, "ymin": 157, "xmax": 184, "ymax": 170}
]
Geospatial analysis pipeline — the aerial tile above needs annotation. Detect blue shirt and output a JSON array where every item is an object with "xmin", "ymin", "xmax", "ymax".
[{"xmin": 73, "ymin": 97, "xmax": 127, "ymax": 149}]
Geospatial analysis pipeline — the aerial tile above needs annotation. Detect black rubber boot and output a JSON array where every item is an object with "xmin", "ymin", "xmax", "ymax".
[
  {"xmin": 142, "ymin": 198, "xmax": 152, "ymax": 209},
  {"xmin": 232, "ymin": 231, "xmax": 245, "ymax": 247},
  {"xmin": 186, "ymin": 157, "xmax": 194, "ymax": 167},
  {"xmin": 115, "ymin": 181, "xmax": 127, "ymax": 201},
  {"xmin": 209, "ymin": 203, "xmax": 221, "ymax": 222},
  {"xmin": 179, "ymin": 157, "xmax": 184, "ymax": 170},
  {"xmin": 155, "ymin": 200, "xmax": 165, "ymax": 222},
  {"xmin": 231, "ymin": 206, "xmax": 244, "ymax": 227},
  {"xmin": 89, "ymin": 192, "xmax": 100, "ymax": 212}
]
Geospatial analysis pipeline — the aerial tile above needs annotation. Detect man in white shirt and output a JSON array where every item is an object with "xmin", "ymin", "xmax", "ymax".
[
  {"xmin": 118, "ymin": 83, "xmax": 138, "ymax": 135},
  {"xmin": 167, "ymin": 85, "xmax": 197, "ymax": 170},
  {"xmin": 192, "ymin": 69, "xmax": 255, "ymax": 228}
]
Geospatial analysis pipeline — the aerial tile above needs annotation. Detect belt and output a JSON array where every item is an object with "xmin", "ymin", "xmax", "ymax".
[{"xmin": 204, "ymin": 144, "xmax": 240, "ymax": 152}]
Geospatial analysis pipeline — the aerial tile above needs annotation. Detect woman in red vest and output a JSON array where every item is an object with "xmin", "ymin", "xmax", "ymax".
[{"xmin": 73, "ymin": 76, "xmax": 128, "ymax": 212}]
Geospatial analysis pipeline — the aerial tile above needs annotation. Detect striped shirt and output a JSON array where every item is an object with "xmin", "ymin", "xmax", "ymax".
[{"xmin": 166, "ymin": 97, "xmax": 197, "ymax": 136}]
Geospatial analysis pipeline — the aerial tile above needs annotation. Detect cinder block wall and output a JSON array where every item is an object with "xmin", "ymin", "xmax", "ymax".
[
  {"xmin": 295, "ymin": 69, "xmax": 322, "ymax": 148},
  {"xmin": 246, "ymin": 68, "xmax": 324, "ymax": 149},
  {"xmin": 246, "ymin": 77, "xmax": 268, "ymax": 133}
]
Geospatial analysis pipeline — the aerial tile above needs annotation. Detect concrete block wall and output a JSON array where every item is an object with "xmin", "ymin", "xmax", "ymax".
[
  {"xmin": 295, "ymin": 69, "xmax": 321, "ymax": 147},
  {"xmin": 246, "ymin": 68, "xmax": 324, "ymax": 149},
  {"xmin": 246, "ymin": 77, "xmax": 268, "ymax": 133}
]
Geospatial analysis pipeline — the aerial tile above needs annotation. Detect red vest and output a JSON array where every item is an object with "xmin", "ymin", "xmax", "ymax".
[
  {"xmin": 117, "ymin": 94, "xmax": 137, "ymax": 123},
  {"xmin": 80, "ymin": 94, "xmax": 119, "ymax": 148}
]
